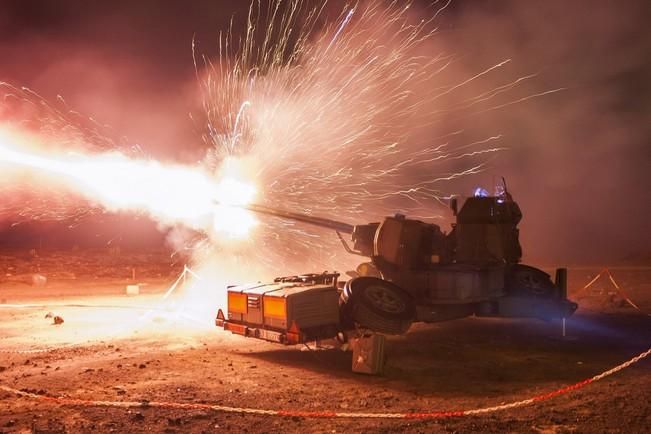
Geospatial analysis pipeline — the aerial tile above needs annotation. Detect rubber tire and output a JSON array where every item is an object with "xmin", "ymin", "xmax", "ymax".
[
  {"xmin": 505, "ymin": 264, "xmax": 559, "ymax": 298},
  {"xmin": 340, "ymin": 277, "xmax": 415, "ymax": 335}
]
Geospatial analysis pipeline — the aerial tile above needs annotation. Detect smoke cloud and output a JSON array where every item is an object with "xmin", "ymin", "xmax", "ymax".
[
  {"xmin": 1, "ymin": 0, "xmax": 648, "ymax": 265},
  {"xmin": 439, "ymin": 0, "xmax": 650, "ymax": 264}
]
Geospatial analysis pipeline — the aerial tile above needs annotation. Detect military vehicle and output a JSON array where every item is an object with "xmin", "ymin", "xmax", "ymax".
[{"xmin": 217, "ymin": 183, "xmax": 577, "ymax": 345}]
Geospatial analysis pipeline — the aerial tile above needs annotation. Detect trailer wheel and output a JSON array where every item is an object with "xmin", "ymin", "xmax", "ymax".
[
  {"xmin": 506, "ymin": 264, "xmax": 559, "ymax": 298},
  {"xmin": 340, "ymin": 277, "xmax": 414, "ymax": 335}
]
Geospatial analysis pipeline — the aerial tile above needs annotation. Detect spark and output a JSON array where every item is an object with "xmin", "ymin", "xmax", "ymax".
[
  {"xmin": 326, "ymin": 7, "xmax": 355, "ymax": 52},
  {"xmin": 0, "ymin": 0, "xmax": 561, "ymax": 277},
  {"xmin": 192, "ymin": 0, "xmax": 555, "ymax": 273},
  {"xmin": 229, "ymin": 101, "xmax": 251, "ymax": 154}
]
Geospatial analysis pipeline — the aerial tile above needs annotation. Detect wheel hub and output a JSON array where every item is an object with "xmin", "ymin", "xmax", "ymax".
[{"xmin": 365, "ymin": 285, "xmax": 406, "ymax": 313}]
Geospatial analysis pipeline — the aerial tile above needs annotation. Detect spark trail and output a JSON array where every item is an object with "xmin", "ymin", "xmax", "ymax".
[
  {"xmin": 1, "ymin": 1, "xmax": 556, "ymax": 276},
  {"xmin": 194, "ymin": 0, "xmax": 542, "ymax": 273}
]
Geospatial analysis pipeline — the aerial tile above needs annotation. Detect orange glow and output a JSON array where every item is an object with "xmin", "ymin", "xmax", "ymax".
[
  {"xmin": 0, "ymin": 125, "xmax": 257, "ymax": 238},
  {"xmin": 227, "ymin": 292, "xmax": 248, "ymax": 314},
  {"xmin": 263, "ymin": 296, "xmax": 286, "ymax": 319}
]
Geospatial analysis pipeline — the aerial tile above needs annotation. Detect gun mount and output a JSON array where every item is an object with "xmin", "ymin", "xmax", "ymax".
[{"xmin": 231, "ymin": 187, "xmax": 577, "ymax": 335}]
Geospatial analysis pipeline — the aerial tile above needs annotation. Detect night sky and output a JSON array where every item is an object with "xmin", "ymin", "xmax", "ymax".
[{"xmin": 0, "ymin": 0, "xmax": 649, "ymax": 264}]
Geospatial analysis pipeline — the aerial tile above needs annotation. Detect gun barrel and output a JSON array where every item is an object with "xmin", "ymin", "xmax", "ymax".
[{"xmin": 244, "ymin": 204, "xmax": 355, "ymax": 234}]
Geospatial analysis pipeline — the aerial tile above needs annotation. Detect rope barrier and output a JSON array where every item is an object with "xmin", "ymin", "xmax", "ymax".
[
  {"xmin": 604, "ymin": 270, "xmax": 646, "ymax": 314},
  {"xmin": 1, "ymin": 346, "xmax": 649, "ymax": 419},
  {"xmin": 2, "ymin": 267, "xmax": 649, "ymax": 418},
  {"xmin": 183, "ymin": 265, "xmax": 203, "ymax": 281},
  {"xmin": 574, "ymin": 268, "xmax": 649, "ymax": 316}
]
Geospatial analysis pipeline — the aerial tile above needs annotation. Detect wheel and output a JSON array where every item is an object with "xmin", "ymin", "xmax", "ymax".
[
  {"xmin": 506, "ymin": 264, "xmax": 559, "ymax": 298},
  {"xmin": 339, "ymin": 277, "xmax": 415, "ymax": 335}
]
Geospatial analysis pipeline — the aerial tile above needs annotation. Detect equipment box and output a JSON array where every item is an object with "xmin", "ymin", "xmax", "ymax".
[{"xmin": 221, "ymin": 273, "xmax": 341, "ymax": 344}]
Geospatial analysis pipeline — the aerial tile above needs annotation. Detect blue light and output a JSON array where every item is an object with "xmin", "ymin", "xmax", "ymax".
[{"xmin": 473, "ymin": 187, "xmax": 489, "ymax": 197}]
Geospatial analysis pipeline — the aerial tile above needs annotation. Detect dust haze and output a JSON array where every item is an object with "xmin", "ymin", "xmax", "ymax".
[
  {"xmin": 443, "ymin": 0, "xmax": 650, "ymax": 264},
  {"xmin": 0, "ymin": 0, "xmax": 648, "ymax": 265}
]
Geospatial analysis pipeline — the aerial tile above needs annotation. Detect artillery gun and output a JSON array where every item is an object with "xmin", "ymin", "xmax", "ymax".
[{"xmin": 236, "ymin": 185, "xmax": 578, "ymax": 335}]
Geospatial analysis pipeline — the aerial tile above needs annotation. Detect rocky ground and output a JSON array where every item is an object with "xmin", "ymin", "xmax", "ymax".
[{"xmin": 0, "ymin": 251, "xmax": 649, "ymax": 433}]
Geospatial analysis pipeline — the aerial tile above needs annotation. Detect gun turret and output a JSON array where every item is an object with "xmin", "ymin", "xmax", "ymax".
[{"xmin": 217, "ymin": 187, "xmax": 577, "ymax": 337}]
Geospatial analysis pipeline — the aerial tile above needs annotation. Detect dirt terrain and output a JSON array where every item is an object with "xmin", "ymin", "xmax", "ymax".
[{"xmin": 0, "ymin": 250, "xmax": 650, "ymax": 433}]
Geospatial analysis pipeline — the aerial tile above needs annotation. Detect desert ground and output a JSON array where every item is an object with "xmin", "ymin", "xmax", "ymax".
[{"xmin": 0, "ymin": 250, "xmax": 650, "ymax": 433}]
